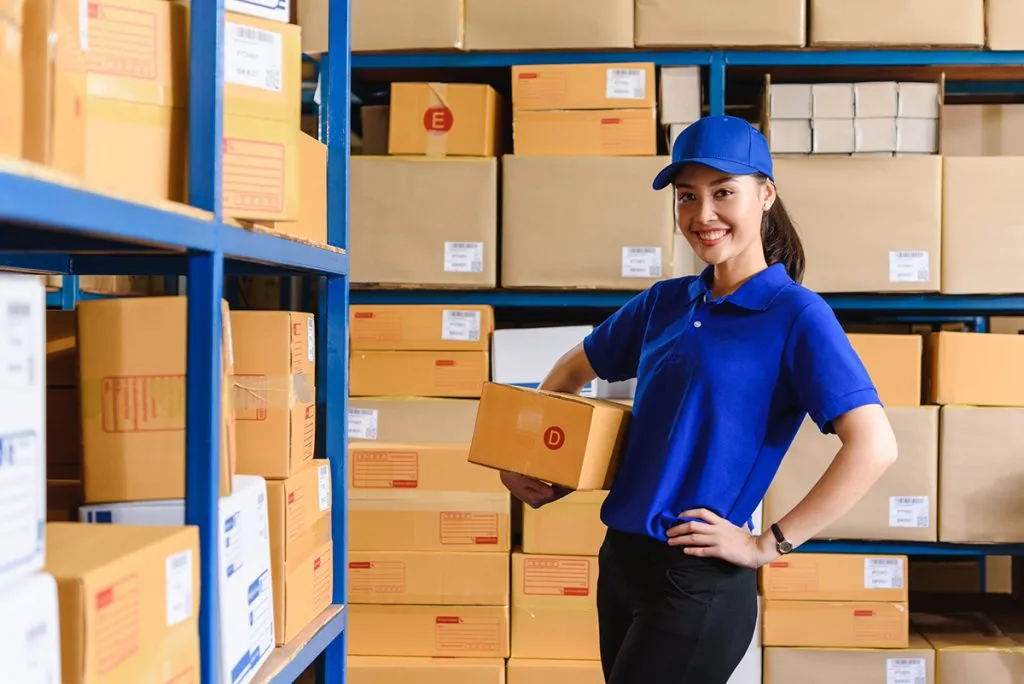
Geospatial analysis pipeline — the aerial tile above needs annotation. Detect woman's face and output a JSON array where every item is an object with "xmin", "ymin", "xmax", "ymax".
[{"xmin": 673, "ymin": 163, "xmax": 775, "ymax": 269}]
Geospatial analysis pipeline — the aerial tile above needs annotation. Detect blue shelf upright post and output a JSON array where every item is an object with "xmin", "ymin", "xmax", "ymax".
[{"xmin": 708, "ymin": 51, "xmax": 726, "ymax": 117}]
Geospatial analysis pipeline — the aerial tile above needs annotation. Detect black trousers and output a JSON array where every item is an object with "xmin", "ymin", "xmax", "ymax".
[{"xmin": 597, "ymin": 527, "xmax": 758, "ymax": 684}]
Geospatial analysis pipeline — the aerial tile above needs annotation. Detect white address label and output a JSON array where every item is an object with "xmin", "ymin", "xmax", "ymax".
[
  {"xmin": 0, "ymin": 291, "xmax": 36, "ymax": 389},
  {"xmin": 307, "ymin": 317, "xmax": 316, "ymax": 362},
  {"xmin": 864, "ymin": 557, "xmax": 904, "ymax": 590},
  {"xmin": 887, "ymin": 657, "xmax": 926, "ymax": 684},
  {"xmin": 442, "ymin": 309, "xmax": 482, "ymax": 342},
  {"xmin": 606, "ymin": 68, "xmax": 646, "ymax": 100},
  {"xmin": 889, "ymin": 250, "xmax": 929, "ymax": 283},
  {"xmin": 889, "ymin": 496, "xmax": 930, "ymax": 529},
  {"xmin": 225, "ymin": 22, "xmax": 283, "ymax": 93},
  {"xmin": 166, "ymin": 550, "xmax": 194, "ymax": 627},
  {"xmin": 318, "ymin": 463, "xmax": 331, "ymax": 512},
  {"xmin": 622, "ymin": 246, "xmax": 663, "ymax": 278},
  {"xmin": 444, "ymin": 242, "xmax": 485, "ymax": 273},
  {"xmin": 348, "ymin": 408, "xmax": 379, "ymax": 440}
]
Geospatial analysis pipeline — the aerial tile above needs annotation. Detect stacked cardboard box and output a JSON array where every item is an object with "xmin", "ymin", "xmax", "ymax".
[
  {"xmin": 915, "ymin": 613, "xmax": 1024, "ymax": 683},
  {"xmin": 661, "ymin": 67, "xmax": 702, "ymax": 147},
  {"xmin": 809, "ymin": 0, "xmax": 984, "ymax": 47},
  {"xmin": 635, "ymin": 0, "xmax": 806, "ymax": 47}
]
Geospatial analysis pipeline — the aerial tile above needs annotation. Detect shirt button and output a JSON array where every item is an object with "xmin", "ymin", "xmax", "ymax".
[{"xmin": 693, "ymin": 321, "xmax": 702, "ymax": 328}]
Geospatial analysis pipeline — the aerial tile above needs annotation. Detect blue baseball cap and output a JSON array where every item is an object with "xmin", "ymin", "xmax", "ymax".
[{"xmin": 652, "ymin": 115, "xmax": 774, "ymax": 190}]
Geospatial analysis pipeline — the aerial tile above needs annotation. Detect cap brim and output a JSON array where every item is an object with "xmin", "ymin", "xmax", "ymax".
[{"xmin": 652, "ymin": 157, "xmax": 766, "ymax": 190}]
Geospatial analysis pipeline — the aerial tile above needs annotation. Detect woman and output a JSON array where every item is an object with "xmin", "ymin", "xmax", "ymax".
[{"xmin": 500, "ymin": 115, "xmax": 898, "ymax": 684}]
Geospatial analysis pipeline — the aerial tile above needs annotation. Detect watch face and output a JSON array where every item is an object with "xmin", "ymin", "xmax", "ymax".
[{"xmin": 779, "ymin": 541, "xmax": 793, "ymax": 554}]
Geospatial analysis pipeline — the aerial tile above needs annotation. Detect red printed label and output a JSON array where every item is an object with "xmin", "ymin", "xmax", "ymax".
[
  {"xmin": 352, "ymin": 451, "xmax": 418, "ymax": 488},
  {"xmin": 102, "ymin": 375, "xmax": 186, "ymax": 433},
  {"xmin": 543, "ymin": 426, "xmax": 565, "ymax": 450},
  {"xmin": 523, "ymin": 557, "xmax": 592, "ymax": 597},
  {"xmin": 234, "ymin": 374, "xmax": 267, "ymax": 421},
  {"xmin": 439, "ymin": 512, "xmax": 499, "ymax": 545},
  {"xmin": 350, "ymin": 560, "xmax": 406, "ymax": 596},
  {"xmin": 223, "ymin": 138, "xmax": 286, "ymax": 214},
  {"xmin": 423, "ymin": 107, "xmax": 454, "ymax": 133},
  {"xmin": 434, "ymin": 615, "xmax": 502, "ymax": 652}
]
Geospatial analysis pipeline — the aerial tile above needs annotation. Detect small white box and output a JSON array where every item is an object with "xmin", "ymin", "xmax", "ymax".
[
  {"xmin": 812, "ymin": 83, "xmax": 855, "ymax": 119},
  {"xmin": 855, "ymin": 118, "xmax": 898, "ymax": 152},
  {"xmin": 660, "ymin": 67, "xmax": 702, "ymax": 124},
  {"xmin": 0, "ymin": 572, "xmax": 62, "ymax": 682},
  {"xmin": 225, "ymin": 0, "xmax": 289, "ymax": 23},
  {"xmin": 491, "ymin": 326, "xmax": 594, "ymax": 396},
  {"xmin": 813, "ymin": 118, "xmax": 856, "ymax": 153},
  {"xmin": 897, "ymin": 118, "xmax": 939, "ymax": 153},
  {"xmin": 81, "ymin": 475, "xmax": 276, "ymax": 684},
  {"xmin": 0, "ymin": 275, "xmax": 46, "ymax": 589},
  {"xmin": 854, "ymin": 82, "xmax": 899, "ymax": 118},
  {"xmin": 898, "ymin": 82, "xmax": 941, "ymax": 119},
  {"xmin": 770, "ymin": 83, "xmax": 813, "ymax": 119},
  {"xmin": 594, "ymin": 377, "xmax": 637, "ymax": 400},
  {"xmin": 769, "ymin": 119, "xmax": 812, "ymax": 153}
]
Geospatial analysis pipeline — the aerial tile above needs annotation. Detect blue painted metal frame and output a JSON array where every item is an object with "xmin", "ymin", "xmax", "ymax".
[{"xmin": 800, "ymin": 540, "xmax": 1024, "ymax": 556}]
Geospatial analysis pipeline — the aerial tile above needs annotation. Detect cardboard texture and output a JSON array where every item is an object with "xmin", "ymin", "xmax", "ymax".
[
  {"xmin": 810, "ymin": 0, "xmax": 984, "ymax": 47},
  {"xmin": 763, "ymin": 635, "xmax": 936, "ymax": 684},
  {"xmin": 911, "ymin": 557, "xmax": 1013, "ymax": 594},
  {"xmin": 270, "ymin": 132, "xmax": 328, "ymax": 244},
  {"xmin": 350, "ymin": 305, "xmax": 495, "ymax": 351},
  {"xmin": 512, "ymin": 109, "xmax": 657, "ymax": 156},
  {"xmin": 347, "ymin": 397, "xmax": 480, "ymax": 443},
  {"xmin": 220, "ymin": 13, "xmax": 301, "ymax": 124},
  {"xmin": 464, "ymin": 0, "xmax": 632, "ymax": 50},
  {"xmin": 468, "ymin": 383, "xmax": 632, "ymax": 490},
  {"xmin": 501, "ymin": 156, "xmax": 674, "ymax": 289},
  {"xmin": 847, "ymin": 334, "xmax": 922, "ymax": 406},
  {"xmin": 348, "ymin": 442, "xmax": 504, "ymax": 493},
  {"xmin": 773, "ymin": 156, "xmax": 942, "ymax": 293},
  {"xmin": 223, "ymin": 113, "xmax": 300, "ymax": 221},
  {"xmin": 762, "ymin": 600, "xmax": 909, "ymax": 648},
  {"xmin": 925, "ymin": 332, "xmax": 1024, "ymax": 406},
  {"xmin": 506, "ymin": 659, "xmax": 605, "ymax": 684},
  {"xmin": 231, "ymin": 311, "xmax": 316, "ymax": 478},
  {"xmin": 76, "ymin": 297, "xmax": 236, "ymax": 502},
  {"xmin": 0, "ymin": 572, "xmax": 62, "ymax": 681},
  {"xmin": 511, "ymin": 63, "xmax": 655, "ymax": 111},
  {"xmin": 660, "ymin": 66, "xmax": 702, "ymax": 123},
  {"xmin": 511, "ymin": 552, "xmax": 600, "ymax": 660},
  {"xmin": 347, "ymin": 656, "xmax": 506, "ymax": 684},
  {"xmin": 941, "ymin": 104, "xmax": 1024, "ymax": 155},
  {"xmin": 766, "ymin": 408, "xmax": 939, "ymax": 542},
  {"xmin": 45, "ymin": 523, "xmax": 201, "ymax": 684},
  {"xmin": 350, "ymin": 350, "xmax": 489, "ymax": 398},
  {"xmin": 350, "ymin": 157, "xmax": 498, "ymax": 287},
  {"xmin": 279, "ymin": 541, "xmax": 334, "ymax": 645},
  {"xmin": 0, "ymin": 0, "xmax": 23, "ymax": 159},
  {"xmin": 522, "ymin": 491, "xmax": 608, "ymax": 556},
  {"xmin": 348, "ymin": 604, "xmax": 510, "ymax": 658},
  {"xmin": 987, "ymin": 0, "xmax": 1024, "ymax": 49},
  {"xmin": 635, "ymin": 0, "xmax": 806, "ymax": 47},
  {"xmin": 915, "ymin": 613, "xmax": 1024, "ymax": 684},
  {"xmin": 388, "ymin": 83, "xmax": 501, "ymax": 157},
  {"xmin": 348, "ymin": 550, "xmax": 509, "ymax": 605},
  {"xmin": 760, "ymin": 553, "xmax": 909, "ymax": 602},
  {"xmin": 343, "ymin": 0, "xmax": 463, "ymax": 52}
]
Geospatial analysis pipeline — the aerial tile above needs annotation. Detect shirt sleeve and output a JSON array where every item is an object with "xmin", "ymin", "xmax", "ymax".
[
  {"xmin": 783, "ymin": 299, "xmax": 882, "ymax": 434},
  {"xmin": 582, "ymin": 289, "xmax": 652, "ymax": 383}
]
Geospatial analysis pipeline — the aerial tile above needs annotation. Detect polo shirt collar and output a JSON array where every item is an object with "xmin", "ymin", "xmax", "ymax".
[{"xmin": 686, "ymin": 263, "xmax": 792, "ymax": 311}]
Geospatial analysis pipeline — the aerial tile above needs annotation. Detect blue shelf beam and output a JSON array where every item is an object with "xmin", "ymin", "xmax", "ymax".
[
  {"xmin": 266, "ymin": 611, "xmax": 348, "ymax": 684},
  {"xmin": 800, "ymin": 540, "xmax": 1024, "ymax": 557}
]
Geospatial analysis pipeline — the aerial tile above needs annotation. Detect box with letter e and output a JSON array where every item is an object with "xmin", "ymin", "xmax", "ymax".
[{"xmin": 467, "ymin": 382, "xmax": 631, "ymax": 490}]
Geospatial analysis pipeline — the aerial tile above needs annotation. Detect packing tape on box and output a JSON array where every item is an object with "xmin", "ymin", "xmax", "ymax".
[
  {"xmin": 233, "ymin": 373, "xmax": 315, "ymax": 408},
  {"xmin": 348, "ymin": 489, "xmax": 510, "ymax": 512},
  {"xmin": 425, "ymin": 82, "xmax": 449, "ymax": 157}
]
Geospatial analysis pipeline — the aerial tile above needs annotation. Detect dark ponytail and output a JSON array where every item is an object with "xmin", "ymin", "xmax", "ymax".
[{"xmin": 758, "ymin": 175, "xmax": 805, "ymax": 284}]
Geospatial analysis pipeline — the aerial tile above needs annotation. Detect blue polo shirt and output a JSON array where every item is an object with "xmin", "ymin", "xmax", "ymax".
[{"xmin": 583, "ymin": 263, "xmax": 881, "ymax": 541}]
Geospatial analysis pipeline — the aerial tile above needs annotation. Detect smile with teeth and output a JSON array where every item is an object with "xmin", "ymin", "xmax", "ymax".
[{"xmin": 696, "ymin": 229, "xmax": 729, "ymax": 242}]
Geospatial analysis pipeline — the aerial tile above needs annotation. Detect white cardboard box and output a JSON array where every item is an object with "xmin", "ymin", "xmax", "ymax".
[
  {"xmin": 226, "ymin": 0, "xmax": 290, "ymax": 24},
  {"xmin": 770, "ymin": 119, "xmax": 812, "ymax": 153},
  {"xmin": 660, "ymin": 67, "xmax": 702, "ymax": 124},
  {"xmin": 491, "ymin": 326, "xmax": 595, "ymax": 396},
  {"xmin": 812, "ymin": 83, "xmax": 855, "ymax": 119},
  {"xmin": 0, "ymin": 572, "xmax": 62, "ymax": 682},
  {"xmin": 770, "ymin": 83, "xmax": 813, "ymax": 119},
  {"xmin": 813, "ymin": 118, "xmax": 855, "ymax": 153},
  {"xmin": 0, "ymin": 275, "xmax": 46, "ymax": 588},
  {"xmin": 80, "ymin": 475, "xmax": 275, "ymax": 684}
]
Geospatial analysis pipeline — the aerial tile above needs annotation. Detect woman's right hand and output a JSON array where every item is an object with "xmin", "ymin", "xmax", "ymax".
[{"xmin": 500, "ymin": 471, "xmax": 571, "ymax": 509}]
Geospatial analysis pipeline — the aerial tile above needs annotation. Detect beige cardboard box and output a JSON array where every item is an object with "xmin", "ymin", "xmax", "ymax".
[
  {"xmin": 266, "ymin": 459, "xmax": 332, "ymax": 564},
  {"xmin": 915, "ymin": 613, "xmax": 1024, "ymax": 683},
  {"xmin": 512, "ymin": 109, "xmax": 657, "ymax": 156},
  {"xmin": 46, "ymin": 310, "xmax": 77, "ymax": 386},
  {"xmin": 760, "ymin": 554, "xmax": 908, "ymax": 602},
  {"xmin": 348, "ymin": 442, "xmax": 504, "ymax": 493},
  {"xmin": 348, "ymin": 397, "xmax": 480, "ymax": 443},
  {"xmin": 350, "ymin": 350, "xmax": 489, "ymax": 398},
  {"xmin": 763, "ymin": 635, "xmax": 936, "ymax": 684},
  {"xmin": 223, "ymin": 113, "xmax": 300, "ymax": 222},
  {"xmin": 0, "ymin": 0, "xmax": 23, "ymax": 159},
  {"xmin": 507, "ymin": 659, "xmax": 605, "ymax": 684},
  {"xmin": 989, "ymin": 317, "xmax": 1024, "ymax": 334},
  {"xmin": 636, "ymin": 0, "xmax": 805, "ymax": 47},
  {"xmin": 910, "ymin": 557, "xmax": 1013, "ymax": 594},
  {"xmin": 268, "ymin": 132, "xmax": 328, "ymax": 244},
  {"xmin": 348, "ymin": 551, "xmax": 509, "ymax": 605},
  {"xmin": 350, "ymin": 157, "xmax": 498, "ymax": 287},
  {"xmin": 219, "ymin": 12, "xmax": 301, "ymax": 124},
  {"xmin": 987, "ymin": 0, "xmax": 1024, "ymax": 49},
  {"xmin": 766, "ymin": 407, "xmax": 938, "ymax": 541},
  {"xmin": 349, "ymin": 490, "xmax": 511, "ymax": 552},
  {"xmin": 773, "ymin": 155, "xmax": 942, "ymax": 293},
  {"xmin": 389, "ymin": 83, "xmax": 501, "ymax": 157},
  {"xmin": 278, "ymin": 541, "xmax": 333, "ymax": 645},
  {"xmin": 941, "ymin": 105, "xmax": 1024, "ymax": 155},
  {"xmin": 847, "ymin": 334, "xmax": 922, "ymax": 406},
  {"xmin": 465, "ymin": 0, "xmax": 631, "ymax": 49},
  {"xmin": 232, "ymin": 311, "xmax": 316, "ymax": 478},
  {"xmin": 340, "ymin": 0, "xmax": 463, "ymax": 52},
  {"xmin": 942, "ymin": 157, "xmax": 1024, "ymax": 294},
  {"xmin": 523, "ymin": 491, "xmax": 608, "ymax": 556},
  {"xmin": 502, "ymin": 156, "xmax": 674, "ymax": 289},
  {"xmin": 511, "ymin": 63, "xmax": 655, "ymax": 111},
  {"xmin": 45, "ymin": 523, "xmax": 200, "ymax": 684},
  {"xmin": 47, "ymin": 387, "xmax": 81, "ymax": 479},
  {"xmin": 350, "ymin": 305, "xmax": 495, "ymax": 352},
  {"xmin": 349, "ymin": 604, "xmax": 510, "ymax": 658},
  {"xmin": 469, "ymin": 383, "xmax": 631, "ymax": 490},
  {"xmin": 77, "ymin": 297, "xmax": 235, "ymax": 503},
  {"xmin": 763, "ymin": 600, "xmax": 909, "ymax": 648},
  {"xmin": 939, "ymin": 407, "xmax": 1024, "ymax": 543},
  {"xmin": 511, "ymin": 552, "xmax": 600, "ymax": 660},
  {"xmin": 809, "ymin": 0, "xmax": 984, "ymax": 46},
  {"xmin": 347, "ymin": 656, "xmax": 506, "ymax": 684},
  {"xmin": 925, "ymin": 332, "xmax": 1024, "ymax": 406}
]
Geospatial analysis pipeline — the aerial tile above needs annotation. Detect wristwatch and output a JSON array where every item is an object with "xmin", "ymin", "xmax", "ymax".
[{"xmin": 770, "ymin": 523, "xmax": 793, "ymax": 555}]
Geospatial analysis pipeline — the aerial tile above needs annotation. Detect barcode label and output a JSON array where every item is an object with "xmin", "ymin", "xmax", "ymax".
[
  {"xmin": 224, "ymin": 22, "xmax": 283, "ymax": 93},
  {"xmin": 348, "ymin": 408, "xmax": 379, "ymax": 440},
  {"xmin": 889, "ymin": 495, "xmax": 929, "ymax": 529},
  {"xmin": 622, "ymin": 246, "xmax": 663, "ymax": 278},
  {"xmin": 442, "ymin": 310, "xmax": 482, "ymax": 342},
  {"xmin": 887, "ymin": 657, "xmax": 926, "ymax": 684},
  {"xmin": 317, "ymin": 464, "xmax": 331, "ymax": 512},
  {"xmin": 307, "ymin": 318, "xmax": 316, "ymax": 363},
  {"xmin": 165, "ymin": 550, "xmax": 194, "ymax": 627},
  {"xmin": 0, "ymin": 292, "xmax": 37, "ymax": 389},
  {"xmin": 444, "ymin": 242, "xmax": 485, "ymax": 273},
  {"xmin": 606, "ymin": 68, "xmax": 646, "ymax": 100},
  {"xmin": 865, "ymin": 557, "xmax": 904, "ymax": 590},
  {"xmin": 889, "ymin": 250, "xmax": 929, "ymax": 283}
]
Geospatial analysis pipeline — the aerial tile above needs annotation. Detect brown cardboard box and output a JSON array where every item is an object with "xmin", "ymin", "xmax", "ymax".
[
  {"xmin": 773, "ymin": 156, "xmax": 942, "ymax": 293},
  {"xmin": 511, "ymin": 552, "xmax": 599, "ymax": 660},
  {"xmin": 342, "ymin": 0, "xmax": 463, "ymax": 52},
  {"xmin": 464, "ymin": 0, "xmax": 632, "ymax": 50},
  {"xmin": 47, "ymin": 387, "xmax": 81, "ymax": 479},
  {"xmin": 348, "ymin": 397, "xmax": 480, "ymax": 443},
  {"xmin": 350, "ymin": 157, "xmax": 498, "ymax": 287},
  {"xmin": 468, "ymin": 383, "xmax": 632, "ymax": 490},
  {"xmin": 279, "ymin": 541, "xmax": 334, "ymax": 645},
  {"xmin": 349, "ymin": 442, "xmax": 503, "ymax": 493},
  {"xmin": 763, "ymin": 635, "xmax": 936, "ymax": 684},
  {"xmin": 266, "ymin": 459, "xmax": 332, "ymax": 569},
  {"xmin": 910, "ymin": 557, "xmax": 1013, "ymax": 594},
  {"xmin": 847, "ymin": 334, "xmax": 923, "ymax": 406},
  {"xmin": 350, "ymin": 305, "xmax": 495, "ymax": 351},
  {"xmin": 348, "ymin": 490, "xmax": 511, "ymax": 552},
  {"xmin": 350, "ymin": 350, "xmax": 489, "ymax": 398},
  {"xmin": 388, "ymin": 83, "xmax": 501, "ymax": 157},
  {"xmin": 221, "ymin": 13, "xmax": 301, "ymax": 124},
  {"xmin": 763, "ymin": 600, "xmax": 909, "ymax": 648},
  {"xmin": 522, "ymin": 491, "xmax": 608, "ymax": 556},
  {"xmin": 77, "ymin": 297, "xmax": 236, "ymax": 502},
  {"xmin": 348, "ymin": 604, "xmax": 510, "ymax": 658},
  {"xmin": 915, "ymin": 613, "xmax": 1024, "ymax": 683},
  {"xmin": 939, "ymin": 407, "xmax": 1024, "ymax": 543},
  {"xmin": 511, "ymin": 63, "xmax": 656, "ymax": 111},
  {"xmin": 507, "ymin": 659, "xmax": 605, "ymax": 684},
  {"xmin": 46, "ymin": 310, "xmax": 77, "ymax": 386},
  {"xmin": 765, "ymin": 408, "xmax": 939, "ymax": 542},
  {"xmin": 941, "ymin": 105, "xmax": 1024, "ymax": 156},
  {"xmin": 348, "ymin": 551, "xmax": 509, "ymax": 605},
  {"xmin": 222, "ymin": 113, "xmax": 300, "ymax": 222},
  {"xmin": 359, "ymin": 104, "xmax": 389, "ymax": 154},
  {"xmin": 45, "ymin": 522, "xmax": 200, "ymax": 684},
  {"xmin": 925, "ymin": 332, "xmax": 1024, "ymax": 406},
  {"xmin": 347, "ymin": 657, "xmax": 507, "ymax": 684},
  {"xmin": 942, "ymin": 157, "xmax": 1024, "ymax": 294},
  {"xmin": 990, "ymin": 317, "xmax": 1024, "ymax": 334},
  {"xmin": 987, "ymin": 0, "xmax": 1024, "ymax": 50},
  {"xmin": 809, "ymin": 0, "xmax": 984, "ymax": 46},
  {"xmin": 0, "ymin": 0, "xmax": 23, "ymax": 159},
  {"xmin": 512, "ymin": 109, "xmax": 657, "ymax": 156},
  {"xmin": 501, "ymin": 156, "xmax": 674, "ymax": 289},
  {"xmin": 271, "ymin": 132, "xmax": 328, "ymax": 244},
  {"xmin": 635, "ymin": 0, "xmax": 806, "ymax": 47},
  {"xmin": 231, "ymin": 311, "xmax": 316, "ymax": 478},
  {"xmin": 760, "ymin": 553, "xmax": 909, "ymax": 602}
]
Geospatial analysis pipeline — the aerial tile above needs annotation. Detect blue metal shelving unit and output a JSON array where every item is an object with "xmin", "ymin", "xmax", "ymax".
[{"xmin": 0, "ymin": 0, "xmax": 351, "ymax": 678}]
